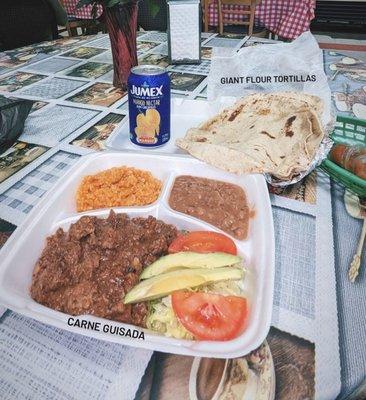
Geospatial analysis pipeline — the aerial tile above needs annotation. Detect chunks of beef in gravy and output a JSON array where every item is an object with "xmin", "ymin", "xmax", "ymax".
[{"xmin": 30, "ymin": 210, "xmax": 178, "ymax": 327}]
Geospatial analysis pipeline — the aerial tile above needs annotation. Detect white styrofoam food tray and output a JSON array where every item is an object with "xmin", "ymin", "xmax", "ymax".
[
  {"xmin": 0, "ymin": 152, "xmax": 274, "ymax": 358},
  {"xmin": 106, "ymin": 98, "xmax": 236, "ymax": 154}
]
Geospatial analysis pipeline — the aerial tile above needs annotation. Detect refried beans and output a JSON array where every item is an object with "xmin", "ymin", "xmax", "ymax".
[
  {"xmin": 168, "ymin": 176, "xmax": 249, "ymax": 240},
  {"xmin": 30, "ymin": 211, "xmax": 177, "ymax": 327}
]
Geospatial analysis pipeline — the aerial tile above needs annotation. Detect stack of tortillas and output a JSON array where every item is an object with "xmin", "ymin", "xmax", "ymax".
[{"xmin": 176, "ymin": 92, "xmax": 325, "ymax": 181}]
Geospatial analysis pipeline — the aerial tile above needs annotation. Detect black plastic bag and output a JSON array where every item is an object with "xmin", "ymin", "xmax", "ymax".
[{"xmin": 0, "ymin": 96, "xmax": 34, "ymax": 153}]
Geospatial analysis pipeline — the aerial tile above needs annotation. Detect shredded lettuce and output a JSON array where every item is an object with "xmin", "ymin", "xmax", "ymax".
[
  {"xmin": 198, "ymin": 279, "xmax": 245, "ymax": 296},
  {"xmin": 147, "ymin": 296, "xmax": 194, "ymax": 340},
  {"xmin": 146, "ymin": 279, "xmax": 245, "ymax": 339}
]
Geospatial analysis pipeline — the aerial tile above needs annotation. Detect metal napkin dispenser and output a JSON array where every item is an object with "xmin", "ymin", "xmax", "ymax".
[{"xmin": 167, "ymin": 0, "xmax": 201, "ymax": 64}]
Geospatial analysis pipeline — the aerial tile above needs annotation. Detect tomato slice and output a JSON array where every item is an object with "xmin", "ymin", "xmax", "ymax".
[
  {"xmin": 168, "ymin": 231, "xmax": 237, "ymax": 255},
  {"xmin": 171, "ymin": 291, "xmax": 248, "ymax": 341}
]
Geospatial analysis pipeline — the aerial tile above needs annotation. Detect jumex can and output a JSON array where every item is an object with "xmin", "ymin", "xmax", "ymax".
[{"xmin": 128, "ymin": 65, "xmax": 170, "ymax": 147}]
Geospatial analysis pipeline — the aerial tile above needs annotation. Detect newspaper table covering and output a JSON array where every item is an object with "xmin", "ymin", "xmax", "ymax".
[{"xmin": 0, "ymin": 32, "xmax": 364, "ymax": 400}]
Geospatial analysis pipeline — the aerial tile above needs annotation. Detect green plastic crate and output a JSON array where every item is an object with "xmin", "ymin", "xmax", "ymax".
[{"xmin": 320, "ymin": 115, "xmax": 366, "ymax": 198}]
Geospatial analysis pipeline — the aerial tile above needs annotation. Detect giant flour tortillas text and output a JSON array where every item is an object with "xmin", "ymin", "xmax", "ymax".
[
  {"xmin": 208, "ymin": 32, "xmax": 332, "ymax": 128},
  {"xmin": 176, "ymin": 92, "xmax": 325, "ymax": 180}
]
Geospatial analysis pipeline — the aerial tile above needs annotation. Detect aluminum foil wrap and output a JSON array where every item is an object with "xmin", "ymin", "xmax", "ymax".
[{"xmin": 265, "ymin": 113, "xmax": 336, "ymax": 187}]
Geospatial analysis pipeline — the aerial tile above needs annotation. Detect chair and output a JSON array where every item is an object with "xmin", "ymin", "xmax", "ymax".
[
  {"xmin": 201, "ymin": 0, "xmax": 214, "ymax": 32},
  {"xmin": 59, "ymin": 0, "xmax": 103, "ymax": 37},
  {"xmin": 218, "ymin": 0, "xmax": 258, "ymax": 36},
  {"xmin": 64, "ymin": 18, "xmax": 93, "ymax": 36},
  {"xmin": 0, "ymin": 0, "xmax": 58, "ymax": 50}
]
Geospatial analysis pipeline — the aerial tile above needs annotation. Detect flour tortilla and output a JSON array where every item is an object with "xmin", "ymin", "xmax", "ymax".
[{"xmin": 176, "ymin": 92, "xmax": 325, "ymax": 180}]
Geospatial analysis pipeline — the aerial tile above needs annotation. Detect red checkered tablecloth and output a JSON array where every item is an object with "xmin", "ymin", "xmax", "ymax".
[
  {"xmin": 208, "ymin": 0, "xmax": 316, "ymax": 40},
  {"xmin": 63, "ymin": 0, "xmax": 103, "ymax": 19}
]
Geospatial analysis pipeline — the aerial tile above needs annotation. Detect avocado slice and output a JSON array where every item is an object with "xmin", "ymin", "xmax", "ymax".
[
  {"xmin": 124, "ymin": 267, "xmax": 244, "ymax": 304},
  {"xmin": 140, "ymin": 251, "xmax": 241, "ymax": 280}
]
